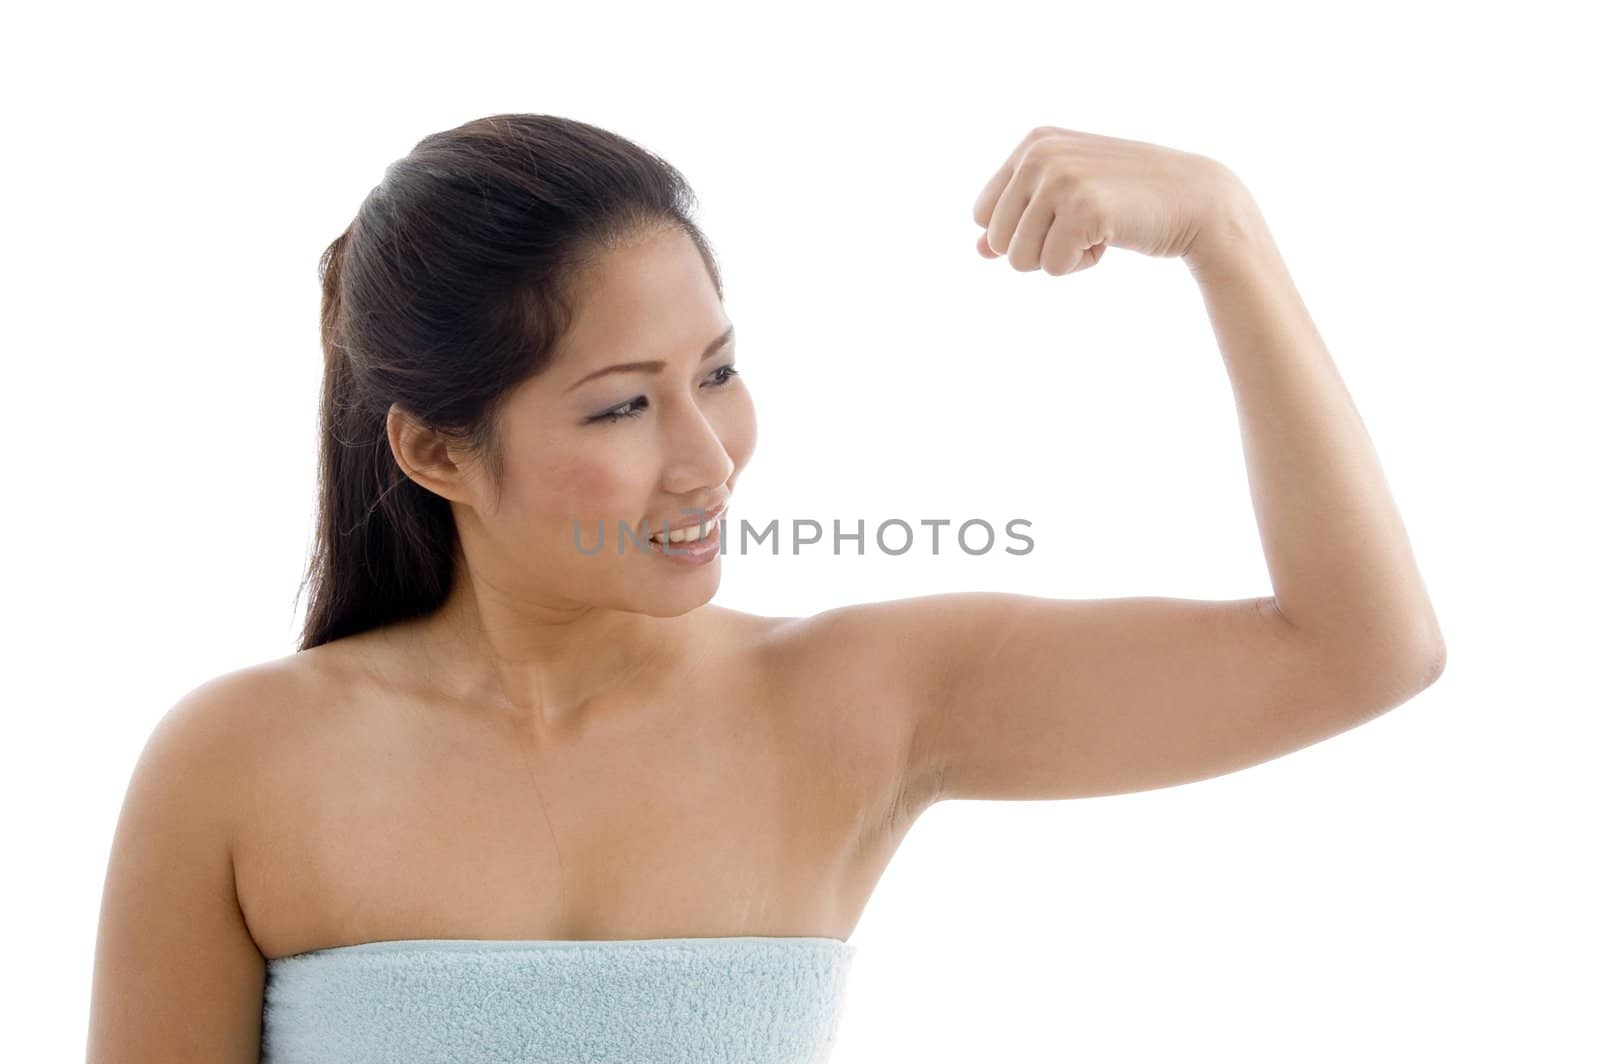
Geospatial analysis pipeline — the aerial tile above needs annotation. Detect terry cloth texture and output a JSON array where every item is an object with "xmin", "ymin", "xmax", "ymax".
[{"xmin": 260, "ymin": 935, "xmax": 858, "ymax": 1064}]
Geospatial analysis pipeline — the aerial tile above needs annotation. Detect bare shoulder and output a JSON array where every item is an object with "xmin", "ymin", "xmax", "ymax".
[
  {"xmin": 156, "ymin": 648, "xmax": 338, "ymax": 791},
  {"xmin": 97, "ymin": 652, "xmax": 327, "ymax": 904},
  {"xmin": 142, "ymin": 647, "xmax": 354, "ymax": 877},
  {"xmin": 162, "ymin": 652, "xmax": 320, "ymax": 745},
  {"xmin": 744, "ymin": 593, "xmax": 1049, "ymax": 813},
  {"xmin": 702, "ymin": 600, "xmax": 895, "ymax": 694},
  {"xmin": 748, "ymin": 590, "xmax": 1444, "ymax": 808},
  {"xmin": 725, "ymin": 600, "xmax": 940, "ymax": 833},
  {"xmin": 87, "ymin": 654, "xmax": 319, "ymax": 1061},
  {"xmin": 752, "ymin": 595, "xmax": 962, "ymax": 714}
]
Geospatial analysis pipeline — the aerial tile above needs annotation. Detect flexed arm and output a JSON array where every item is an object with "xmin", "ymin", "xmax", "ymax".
[
  {"xmin": 1174, "ymin": 169, "xmax": 1445, "ymax": 682},
  {"xmin": 807, "ymin": 127, "xmax": 1445, "ymax": 810}
]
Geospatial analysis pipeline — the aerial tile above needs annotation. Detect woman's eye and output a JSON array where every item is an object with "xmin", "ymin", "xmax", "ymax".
[
  {"xmin": 588, "ymin": 397, "xmax": 647, "ymax": 424},
  {"xmin": 585, "ymin": 365, "xmax": 738, "ymax": 425}
]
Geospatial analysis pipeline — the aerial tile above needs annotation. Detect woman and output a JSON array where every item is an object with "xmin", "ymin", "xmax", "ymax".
[{"xmin": 86, "ymin": 114, "xmax": 1446, "ymax": 1062}]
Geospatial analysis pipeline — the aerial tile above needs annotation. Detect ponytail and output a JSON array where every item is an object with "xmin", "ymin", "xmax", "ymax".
[{"xmin": 295, "ymin": 223, "xmax": 458, "ymax": 651}]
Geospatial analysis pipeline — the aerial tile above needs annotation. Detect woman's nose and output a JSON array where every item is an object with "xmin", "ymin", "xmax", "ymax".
[{"xmin": 661, "ymin": 405, "xmax": 735, "ymax": 495}]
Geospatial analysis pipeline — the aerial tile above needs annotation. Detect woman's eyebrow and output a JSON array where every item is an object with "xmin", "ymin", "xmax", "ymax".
[{"xmin": 563, "ymin": 324, "xmax": 735, "ymax": 394}]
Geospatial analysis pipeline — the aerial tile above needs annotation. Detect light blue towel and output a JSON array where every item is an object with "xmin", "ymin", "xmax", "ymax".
[{"xmin": 260, "ymin": 935, "xmax": 858, "ymax": 1064}]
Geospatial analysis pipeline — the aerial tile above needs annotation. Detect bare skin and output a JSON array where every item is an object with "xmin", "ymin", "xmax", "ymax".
[
  {"xmin": 88, "ymin": 126, "xmax": 1444, "ymax": 1061},
  {"xmin": 219, "ymin": 218, "xmax": 933, "ymax": 956},
  {"xmin": 232, "ymin": 601, "xmax": 922, "ymax": 961}
]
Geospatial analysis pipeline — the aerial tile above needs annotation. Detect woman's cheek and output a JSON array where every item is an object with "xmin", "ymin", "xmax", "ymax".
[{"xmin": 539, "ymin": 455, "xmax": 627, "ymax": 513}]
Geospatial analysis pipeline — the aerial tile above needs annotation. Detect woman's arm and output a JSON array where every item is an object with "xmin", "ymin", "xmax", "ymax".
[
  {"xmin": 1183, "ymin": 167, "xmax": 1445, "ymax": 675},
  {"xmin": 812, "ymin": 129, "xmax": 1444, "ymax": 811},
  {"xmin": 87, "ymin": 674, "xmax": 268, "ymax": 1062}
]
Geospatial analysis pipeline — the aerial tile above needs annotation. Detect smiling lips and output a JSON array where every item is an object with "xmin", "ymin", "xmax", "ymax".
[{"xmin": 646, "ymin": 501, "xmax": 727, "ymax": 543}]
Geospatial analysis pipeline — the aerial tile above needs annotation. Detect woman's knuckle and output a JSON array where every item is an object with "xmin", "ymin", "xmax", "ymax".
[{"xmin": 1041, "ymin": 169, "xmax": 1078, "ymax": 195}]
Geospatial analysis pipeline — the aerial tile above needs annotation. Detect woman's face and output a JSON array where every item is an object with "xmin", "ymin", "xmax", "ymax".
[{"xmin": 453, "ymin": 225, "xmax": 756, "ymax": 616}]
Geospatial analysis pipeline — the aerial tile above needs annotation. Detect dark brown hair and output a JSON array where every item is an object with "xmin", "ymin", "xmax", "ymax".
[{"xmin": 295, "ymin": 114, "xmax": 723, "ymax": 652}]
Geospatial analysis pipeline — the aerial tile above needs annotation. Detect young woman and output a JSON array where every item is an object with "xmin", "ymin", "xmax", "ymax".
[{"xmin": 87, "ymin": 114, "xmax": 1445, "ymax": 1062}]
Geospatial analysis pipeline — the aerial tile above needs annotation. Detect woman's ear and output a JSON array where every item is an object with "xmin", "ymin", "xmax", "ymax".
[{"xmin": 386, "ymin": 403, "xmax": 474, "ymax": 504}]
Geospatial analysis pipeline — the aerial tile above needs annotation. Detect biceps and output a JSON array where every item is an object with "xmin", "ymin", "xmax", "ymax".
[{"xmin": 912, "ymin": 593, "xmax": 1383, "ymax": 803}]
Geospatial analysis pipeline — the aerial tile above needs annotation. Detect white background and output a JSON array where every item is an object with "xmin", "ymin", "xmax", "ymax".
[{"xmin": 7, "ymin": 1, "xmax": 1596, "ymax": 1060}]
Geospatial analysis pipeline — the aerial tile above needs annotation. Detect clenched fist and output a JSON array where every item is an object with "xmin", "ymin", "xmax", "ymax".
[{"xmin": 972, "ymin": 126, "xmax": 1252, "ymax": 275}]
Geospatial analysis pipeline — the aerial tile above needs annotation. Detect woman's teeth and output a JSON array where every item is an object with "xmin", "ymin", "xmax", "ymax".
[{"xmin": 651, "ymin": 523, "xmax": 712, "ymax": 545}]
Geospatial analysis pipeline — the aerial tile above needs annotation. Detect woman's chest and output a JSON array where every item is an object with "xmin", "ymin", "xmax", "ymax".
[{"xmin": 234, "ymin": 667, "xmax": 882, "ymax": 960}]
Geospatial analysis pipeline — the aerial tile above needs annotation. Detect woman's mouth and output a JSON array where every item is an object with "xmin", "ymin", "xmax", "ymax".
[
  {"xmin": 646, "ymin": 505, "xmax": 725, "ymax": 564},
  {"xmin": 646, "ymin": 503, "xmax": 726, "ymax": 545}
]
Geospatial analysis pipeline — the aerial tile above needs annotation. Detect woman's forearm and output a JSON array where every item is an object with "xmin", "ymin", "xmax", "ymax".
[{"xmin": 1184, "ymin": 172, "xmax": 1446, "ymax": 685}]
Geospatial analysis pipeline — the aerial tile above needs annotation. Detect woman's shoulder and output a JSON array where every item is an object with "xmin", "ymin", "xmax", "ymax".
[
  {"xmin": 150, "ymin": 640, "xmax": 379, "ymax": 820},
  {"xmin": 165, "ymin": 639, "xmax": 367, "ymax": 739},
  {"xmin": 727, "ymin": 598, "xmax": 916, "ymax": 675},
  {"xmin": 156, "ymin": 651, "xmax": 321, "ymax": 755},
  {"xmin": 124, "ymin": 652, "xmax": 332, "ymax": 917},
  {"xmin": 715, "ymin": 601, "xmax": 923, "ymax": 766},
  {"xmin": 697, "ymin": 603, "xmax": 868, "ymax": 688}
]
